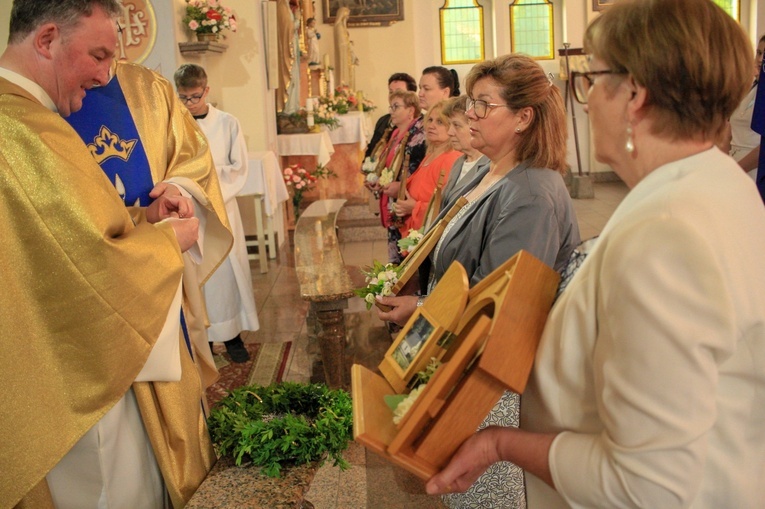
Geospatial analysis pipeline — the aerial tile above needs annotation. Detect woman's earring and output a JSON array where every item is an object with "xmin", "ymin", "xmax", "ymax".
[
  {"xmin": 625, "ymin": 125, "xmax": 635, "ymax": 153},
  {"xmin": 515, "ymin": 127, "xmax": 522, "ymax": 134}
]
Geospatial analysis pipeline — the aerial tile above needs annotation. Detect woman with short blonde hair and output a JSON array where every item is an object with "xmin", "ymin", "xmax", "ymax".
[{"xmin": 428, "ymin": 1, "xmax": 765, "ymax": 508}]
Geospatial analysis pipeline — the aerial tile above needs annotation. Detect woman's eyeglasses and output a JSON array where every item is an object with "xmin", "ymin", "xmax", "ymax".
[
  {"xmin": 465, "ymin": 98, "xmax": 508, "ymax": 119},
  {"xmin": 389, "ymin": 103, "xmax": 404, "ymax": 112},
  {"xmin": 570, "ymin": 70, "xmax": 626, "ymax": 105}
]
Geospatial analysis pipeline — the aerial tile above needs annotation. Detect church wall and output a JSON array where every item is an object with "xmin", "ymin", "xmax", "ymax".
[
  {"xmin": 0, "ymin": 0, "xmax": 763, "ymax": 173},
  {"xmin": 0, "ymin": 1, "xmax": 9, "ymax": 48},
  {"xmin": 172, "ymin": 0, "xmax": 277, "ymax": 154}
]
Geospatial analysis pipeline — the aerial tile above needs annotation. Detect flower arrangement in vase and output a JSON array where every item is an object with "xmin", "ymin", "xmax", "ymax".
[
  {"xmin": 282, "ymin": 164, "xmax": 337, "ymax": 222},
  {"xmin": 183, "ymin": 0, "xmax": 237, "ymax": 41},
  {"xmin": 319, "ymin": 86, "xmax": 376, "ymax": 115}
]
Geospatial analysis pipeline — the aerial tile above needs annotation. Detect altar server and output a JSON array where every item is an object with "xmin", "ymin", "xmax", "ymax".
[{"xmin": 175, "ymin": 63, "xmax": 260, "ymax": 364}]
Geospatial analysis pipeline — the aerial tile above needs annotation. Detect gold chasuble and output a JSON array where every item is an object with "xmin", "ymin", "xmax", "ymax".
[
  {"xmin": 105, "ymin": 61, "xmax": 232, "ymax": 391},
  {"xmin": 70, "ymin": 62, "xmax": 233, "ymax": 508},
  {"xmin": 1, "ymin": 64, "xmax": 230, "ymax": 508},
  {"xmin": 0, "ymin": 78, "xmax": 179, "ymax": 506}
]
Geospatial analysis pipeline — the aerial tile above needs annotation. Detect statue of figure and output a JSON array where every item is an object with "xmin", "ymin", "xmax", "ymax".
[
  {"xmin": 306, "ymin": 17, "xmax": 321, "ymax": 67},
  {"xmin": 349, "ymin": 40, "xmax": 359, "ymax": 90},
  {"xmin": 276, "ymin": 0, "xmax": 294, "ymax": 112},
  {"xmin": 276, "ymin": 0, "xmax": 301, "ymax": 113},
  {"xmin": 333, "ymin": 7, "xmax": 351, "ymax": 88}
]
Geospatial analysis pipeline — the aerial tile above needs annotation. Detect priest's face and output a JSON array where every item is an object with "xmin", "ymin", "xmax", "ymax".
[{"xmin": 50, "ymin": 6, "xmax": 117, "ymax": 116}]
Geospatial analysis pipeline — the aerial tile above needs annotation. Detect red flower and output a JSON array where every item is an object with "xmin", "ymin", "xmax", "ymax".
[{"xmin": 207, "ymin": 10, "xmax": 223, "ymax": 21}]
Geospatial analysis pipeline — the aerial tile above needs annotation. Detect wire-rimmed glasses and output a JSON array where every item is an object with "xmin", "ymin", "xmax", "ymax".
[
  {"xmin": 570, "ymin": 70, "xmax": 626, "ymax": 105},
  {"xmin": 466, "ymin": 97, "xmax": 509, "ymax": 119}
]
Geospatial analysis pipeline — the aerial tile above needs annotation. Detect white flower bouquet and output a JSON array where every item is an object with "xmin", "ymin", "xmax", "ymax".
[
  {"xmin": 397, "ymin": 228, "xmax": 424, "ymax": 257},
  {"xmin": 354, "ymin": 261, "xmax": 402, "ymax": 310}
]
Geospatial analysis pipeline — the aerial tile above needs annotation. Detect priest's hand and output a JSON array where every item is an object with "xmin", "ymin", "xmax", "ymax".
[
  {"xmin": 375, "ymin": 295, "xmax": 419, "ymax": 327},
  {"xmin": 393, "ymin": 192, "xmax": 415, "ymax": 216},
  {"xmin": 146, "ymin": 182, "xmax": 195, "ymax": 223},
  {"xmin": 166, "ymin": 217, "xmax": 200, "ymax": 253}
]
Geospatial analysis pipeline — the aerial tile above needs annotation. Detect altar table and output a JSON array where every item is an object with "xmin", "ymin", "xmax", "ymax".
[
  {"xmin": 238, "ymin": 151, "xmax": 289, "ymax": 273},
  {"xmin": 326, "ymin": 110, "xmax": 371, "ymax": 147},
  {"xmin": 276, "ymin": 130, "xmax": 334, "ymax": 166}
]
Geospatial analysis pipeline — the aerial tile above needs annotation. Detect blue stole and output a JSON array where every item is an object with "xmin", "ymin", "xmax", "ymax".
[
  {"xmin": 751, "ymin": 60, "xmax": 765, "ymax": 204},
  {"xmin": 67, "ymin": 75, "xmax": 196, "ymax": 362},
  {"xmin": 66, "ymin": 75, "xmax": 155, "ymax": 207}
]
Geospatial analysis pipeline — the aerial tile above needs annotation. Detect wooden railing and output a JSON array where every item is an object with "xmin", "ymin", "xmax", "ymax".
[{"xmin": 294, "ymin": 199, "xmax": 355, "ymax": 388}]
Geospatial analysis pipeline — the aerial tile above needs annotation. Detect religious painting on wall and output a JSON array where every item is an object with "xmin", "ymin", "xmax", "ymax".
[
  {"xmin": 116, "ymin": 0, "xmax": 157, "ymax": 64},
  {"xmin": 322, "ymin": 0, "xmax": 404, "ymax": 27},
  {"xmin": 592, "ymin": 0, "xmax": 614, "ymax": 11}
]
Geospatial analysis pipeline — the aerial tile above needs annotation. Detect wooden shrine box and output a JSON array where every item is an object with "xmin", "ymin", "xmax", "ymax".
[{"xmin": 352, "ymin": 250, "xmax": 560, "ymax": 480}]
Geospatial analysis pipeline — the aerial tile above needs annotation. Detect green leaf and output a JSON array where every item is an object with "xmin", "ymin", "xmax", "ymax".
[{"xmin": 383, "ymin": 394, "xmax": 407, "ymax": 412}]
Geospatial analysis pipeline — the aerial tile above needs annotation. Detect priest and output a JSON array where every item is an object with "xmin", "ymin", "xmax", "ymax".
[{"xmin": 0, "ymin": 1, "xmax": 226, "ymax": 507}]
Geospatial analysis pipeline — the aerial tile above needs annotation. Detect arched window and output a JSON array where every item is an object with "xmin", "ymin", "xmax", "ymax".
[
  {"xmin": 440, "ymin": 0, "xmax": 485, "ymax": 65},
  {"xmin": 711, "ymin": 0, "xmax": 739, "ymax": 20},
  {"xmin": 509, "ymin": 0, "xmax": 554, "ymax": 60}
]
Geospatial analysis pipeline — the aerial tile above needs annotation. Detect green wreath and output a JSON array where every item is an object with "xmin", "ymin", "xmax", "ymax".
[{"xmin": 207, "ymin": 382, "xmax": 353, "ymax": 477}]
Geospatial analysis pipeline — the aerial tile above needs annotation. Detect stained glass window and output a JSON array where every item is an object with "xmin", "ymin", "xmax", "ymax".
[
  {"xmin": 440, "ymin": 0, "xmax": 485, "ymax": 65},
  {"xmin": 509, "ymin": 0, "xmax": 554, "ymax": 60},
  {"xmin": 711, "ymin": 0, "xmax": 739, "ymax": 20}
]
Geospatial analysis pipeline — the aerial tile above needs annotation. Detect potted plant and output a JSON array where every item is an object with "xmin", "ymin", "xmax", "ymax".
[{"xmin": 182, "ymin": 0, "xmax": 237, "ymax": 42}]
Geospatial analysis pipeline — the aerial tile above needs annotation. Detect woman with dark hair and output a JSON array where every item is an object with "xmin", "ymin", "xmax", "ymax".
[
  {"xmin": 428, "ymin": 1, "xmax": 765, "ymax": 508},
  {"xmin": 419, "ymin": 66, "xmax": 460, "ymax": 112}
]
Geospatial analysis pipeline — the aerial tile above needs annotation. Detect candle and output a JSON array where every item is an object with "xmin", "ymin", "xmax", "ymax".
[
  {"xmin": 323, "ymin": 53, "xmax": 330, "ymax": 69},
  {"xmin": 306, "ymin": 97, "xmax": 314, "ymax": 112},
  {"xmin": 356, "ymin": 90, "xmax": 364, "ymax": 111}
]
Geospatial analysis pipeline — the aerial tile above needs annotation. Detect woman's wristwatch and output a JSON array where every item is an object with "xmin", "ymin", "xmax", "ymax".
[{"xmin": 416, "ymin": 296, "xmax": 426, "ymax": 307}]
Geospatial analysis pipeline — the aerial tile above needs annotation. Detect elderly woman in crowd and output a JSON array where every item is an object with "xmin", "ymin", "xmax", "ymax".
[
  {"xmin": 440, "ymin": 95, "xmax": 490, "ymax": 207},
  {"xmin": 365, "ymin": 89, "xmax": 425, "ymax": 262},
  {"xmin": 427, "ymin": 1, "xmax": 765, "ymax": 508},
  {"xmin": 392, "ymin": 100, "xmax": 461, "ymax": 241},
  {"xmin": 379, "ymin": 54, "xmax": 580, "ymax": 508}
]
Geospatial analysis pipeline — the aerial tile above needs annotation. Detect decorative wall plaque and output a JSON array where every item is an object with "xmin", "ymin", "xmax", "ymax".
[{"xmin": 116, "ymin": 0, "xmax": 157, "ymax": 64}]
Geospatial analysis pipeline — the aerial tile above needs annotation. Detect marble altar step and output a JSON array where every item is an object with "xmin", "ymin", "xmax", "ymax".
[{"xmin": 336, "ymin": 200, "xmax": 386, "ymax": 243}]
